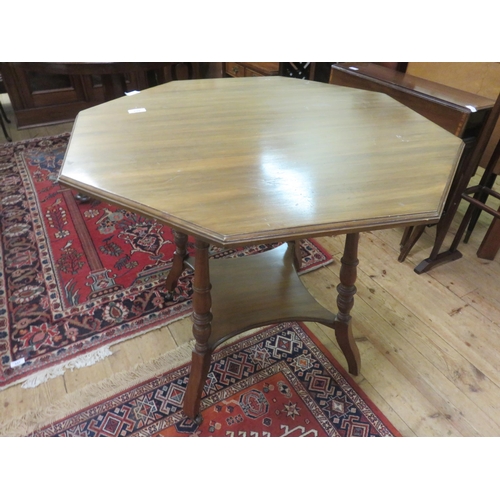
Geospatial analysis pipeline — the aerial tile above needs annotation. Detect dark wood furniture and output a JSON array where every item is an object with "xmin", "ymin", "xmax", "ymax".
[
  {"xmin": 57, "ymin": 76, "xmax": 463, "ymax": 422},
  {"xmin": 0, "ymin": 62, "xmax": 200, "ymax": 129},
  {"xmin": 449, "ymin": 94, "xmax": 500, "ymax": 261},
  {"xmin": 0, "ymin": 73, "xmax": 12, "ymax": 142},
  {"xmin": 223, "ymin": 62, "xmax": 280, "ymax": 78},
  {"xmin": 478, "ymin": 218, "xmax": 500, "ymax": 260},
  {"xmin": 279, "ymin": 62, "xmax": 317, "ymax": 80},
  {"xmin": 224, "ymin": 62, "xmax": 323, "ymax": 82},
  {"xmin": 0, "ymin": 103, "xmax": 10, "ymax": 141},
  {"xmin": 330, "ymin": 63, "xmax": 493, "ymax": 138},
  {"xmin": 329, "ymin": 62, "xmax": 496, "ymax": 272}
]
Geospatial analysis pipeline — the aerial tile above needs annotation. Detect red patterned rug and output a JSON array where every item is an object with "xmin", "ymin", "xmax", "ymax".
[
  {"xmin": 0, "ymin": 135, "xmax": 333, "ymax": 390},
  {"xmin": 30, "ymin": 322, "xmax": 400, "ymax": 437}
]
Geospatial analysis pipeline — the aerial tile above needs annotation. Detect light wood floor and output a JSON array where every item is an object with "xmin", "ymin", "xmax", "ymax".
[{"xmin": 1, "ymin": 92, "xmax": 500, "ymax": 437}]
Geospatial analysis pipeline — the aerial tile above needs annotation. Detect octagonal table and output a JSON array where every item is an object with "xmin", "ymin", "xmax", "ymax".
[{"xmin": 58, "ymin": 76, "xmax": 464, "ymax": 421}]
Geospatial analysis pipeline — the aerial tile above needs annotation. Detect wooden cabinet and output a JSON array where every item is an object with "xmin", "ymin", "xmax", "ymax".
[
  {"xmin": 0, "ymin": 62, "xmax": 200, "ymax": 129},
  {"xmin": 223, "ymin": 62, "xmax": 280, "ymax": 78},
  {"xmin": 1, "ymin": 63, "xmax": 106, "ymax": 128}
]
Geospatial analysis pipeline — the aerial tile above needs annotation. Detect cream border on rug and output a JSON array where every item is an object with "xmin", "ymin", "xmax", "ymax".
[
  {"xmin": 0, "ymin": 340, "xmax": 195, "ymax": 437},
  {"xmin": 0, "ymin": 327, "xmax": 262, "ymax": 437}
]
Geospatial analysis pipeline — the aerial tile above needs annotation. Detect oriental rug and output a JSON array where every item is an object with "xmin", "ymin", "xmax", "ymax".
[
  {"xmin": 0, "ymin": 135, "xmax": 333, "ymax": 390},
  {"xmin": 29, "ymin": 322, "xmax": 400, "ymax": 437}
]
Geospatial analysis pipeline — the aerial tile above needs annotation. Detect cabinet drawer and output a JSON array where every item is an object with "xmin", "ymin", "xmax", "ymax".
[{"xmin": 226, "ymin": 62, "xmax": 244, "ymax": 77}]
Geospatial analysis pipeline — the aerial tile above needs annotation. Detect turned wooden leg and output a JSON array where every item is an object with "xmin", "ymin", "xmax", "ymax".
[
  {"xmin": 183, "ymin": 239, "xmax": 213, "ymax": 421},
  {"xmin": 165, "ymin": 230, "xmax": 188, "ymax": 294},
  {"xmin": 334, "ymin": 232, "xmax": 361, "ymax": 376}
]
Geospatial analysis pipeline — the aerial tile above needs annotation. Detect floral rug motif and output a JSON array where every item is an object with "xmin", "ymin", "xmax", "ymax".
[
  {"xmin": 0, "ymin": 135, "xmax": 334, "ymax": 390},
  {"xmin": 31, "ymin": 322, "xmax": 400, "ymax": 437}
]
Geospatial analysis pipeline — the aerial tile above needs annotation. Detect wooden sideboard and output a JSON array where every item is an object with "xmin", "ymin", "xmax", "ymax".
[
  {"xmin": 330, "ymin": 63, "xmax": 493, "ymax": 139},
  {"xmin": 0, "ymin": 62, "xmax": 200, "ymax": 129},
  {"xmin": 223, "ymin": 62, "xmax": 280, "ymax": 78},
  {"xmin": 1, "ymin": 63, "xmax": 105, "ymax": 128}
]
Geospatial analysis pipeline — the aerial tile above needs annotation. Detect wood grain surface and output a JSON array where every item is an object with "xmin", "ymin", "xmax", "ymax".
[{"xmin": 59, "ymin": 76, "xmax": 464, "ymax": 246}]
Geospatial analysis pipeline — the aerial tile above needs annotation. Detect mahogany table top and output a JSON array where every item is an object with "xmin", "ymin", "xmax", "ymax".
[{"xmin": 59, "ymin": 76, "xmax": 464, "ymax": 247}]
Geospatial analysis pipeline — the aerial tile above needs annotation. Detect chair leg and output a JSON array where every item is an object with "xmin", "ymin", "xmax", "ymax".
[
  {"xmin": 0, "ymin": 113, "xmax": 12, "ymax": 142},
  {"xmin": 449, "ymin": 202, "xmax": 478, "ymax": 251},
  {"xmin": 414, "ymin": 92, "xmax": 500, "ymax": 273},
  {"xmin": 398, "ymin": 225, "xmax": 427, "ymax": 262},
  {"xmin": 464, "ymin": 173, "xmax": 497, "ymax": 243},
  {"xmin": 464, "ymin": 140, "xmax": 500, "ymax": 247},
  {"xmin": 0, "ymin": 101, "xmax": 11, "ymax": 123},
  {"xmin": 399, "ymin": 226, "xmax": 413, "ymax": 248}
]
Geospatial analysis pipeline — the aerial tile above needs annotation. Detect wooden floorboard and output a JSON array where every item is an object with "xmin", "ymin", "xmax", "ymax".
[{"xmin": 1, "ymin": 92, "xmax": 500, "ymax": 436}]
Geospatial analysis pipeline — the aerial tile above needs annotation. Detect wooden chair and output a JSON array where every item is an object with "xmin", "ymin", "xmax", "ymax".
[
  {"xmin": 446, "ymin": 93, "xmax": 500, "ymax": 261},
  {"xmin": 279, "ymin": 62, "xmax": 317, "ymax": 80}
]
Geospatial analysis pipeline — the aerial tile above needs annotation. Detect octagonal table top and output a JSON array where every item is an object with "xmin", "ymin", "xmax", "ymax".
[{"xmin": 59, "ymin": 76, "xmax": 464, "ymax": 247}]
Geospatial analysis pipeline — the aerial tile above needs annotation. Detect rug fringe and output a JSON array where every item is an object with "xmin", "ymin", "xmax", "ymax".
[
  {"xmin": 0, "ymin": 341, "xmax": 194, "ymax": 437},
  {"xmin": 20, "ymin": 346, "xmax": 114, "ymax": 389}
]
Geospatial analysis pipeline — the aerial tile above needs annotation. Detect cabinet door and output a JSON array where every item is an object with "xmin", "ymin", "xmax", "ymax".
[
  {"xmin": 6, "ymin": 66, "xmax": 94, "ymax": 107},
  {"xmin": 1, "ymin": 63, "xmax": 105, "ymax": 128}
]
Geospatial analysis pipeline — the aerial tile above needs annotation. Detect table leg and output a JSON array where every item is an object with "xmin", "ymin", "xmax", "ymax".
[
  {"xmin": 398, "ymin": 224, "xmax": 426, "ymax": 262},
  {"xmin": 183, "ymin": 239, "xmax": 213, "ymax": 421},
  {"xmin": 399, "ymin": 226, "xmax": 413, "ymax": 249},
  {"xmin": 182, "ymin": 234, "xmax": 362, "ymax": 419},
  {"xmin": 413, "ymin": 207, "xmax": 463, "ymax": 274},
  {"xmin": 165, "ymin": 230, "xmax": 188, "ymax": 296},
  {"xmin": 334, "ymin": 233, "xmax": 361, "ymax": 376}
]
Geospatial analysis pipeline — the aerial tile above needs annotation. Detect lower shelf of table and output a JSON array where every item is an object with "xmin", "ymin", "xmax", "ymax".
[{"xmin": 207, "ymin": 242, "xmax": 336, "ymax": 349}]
